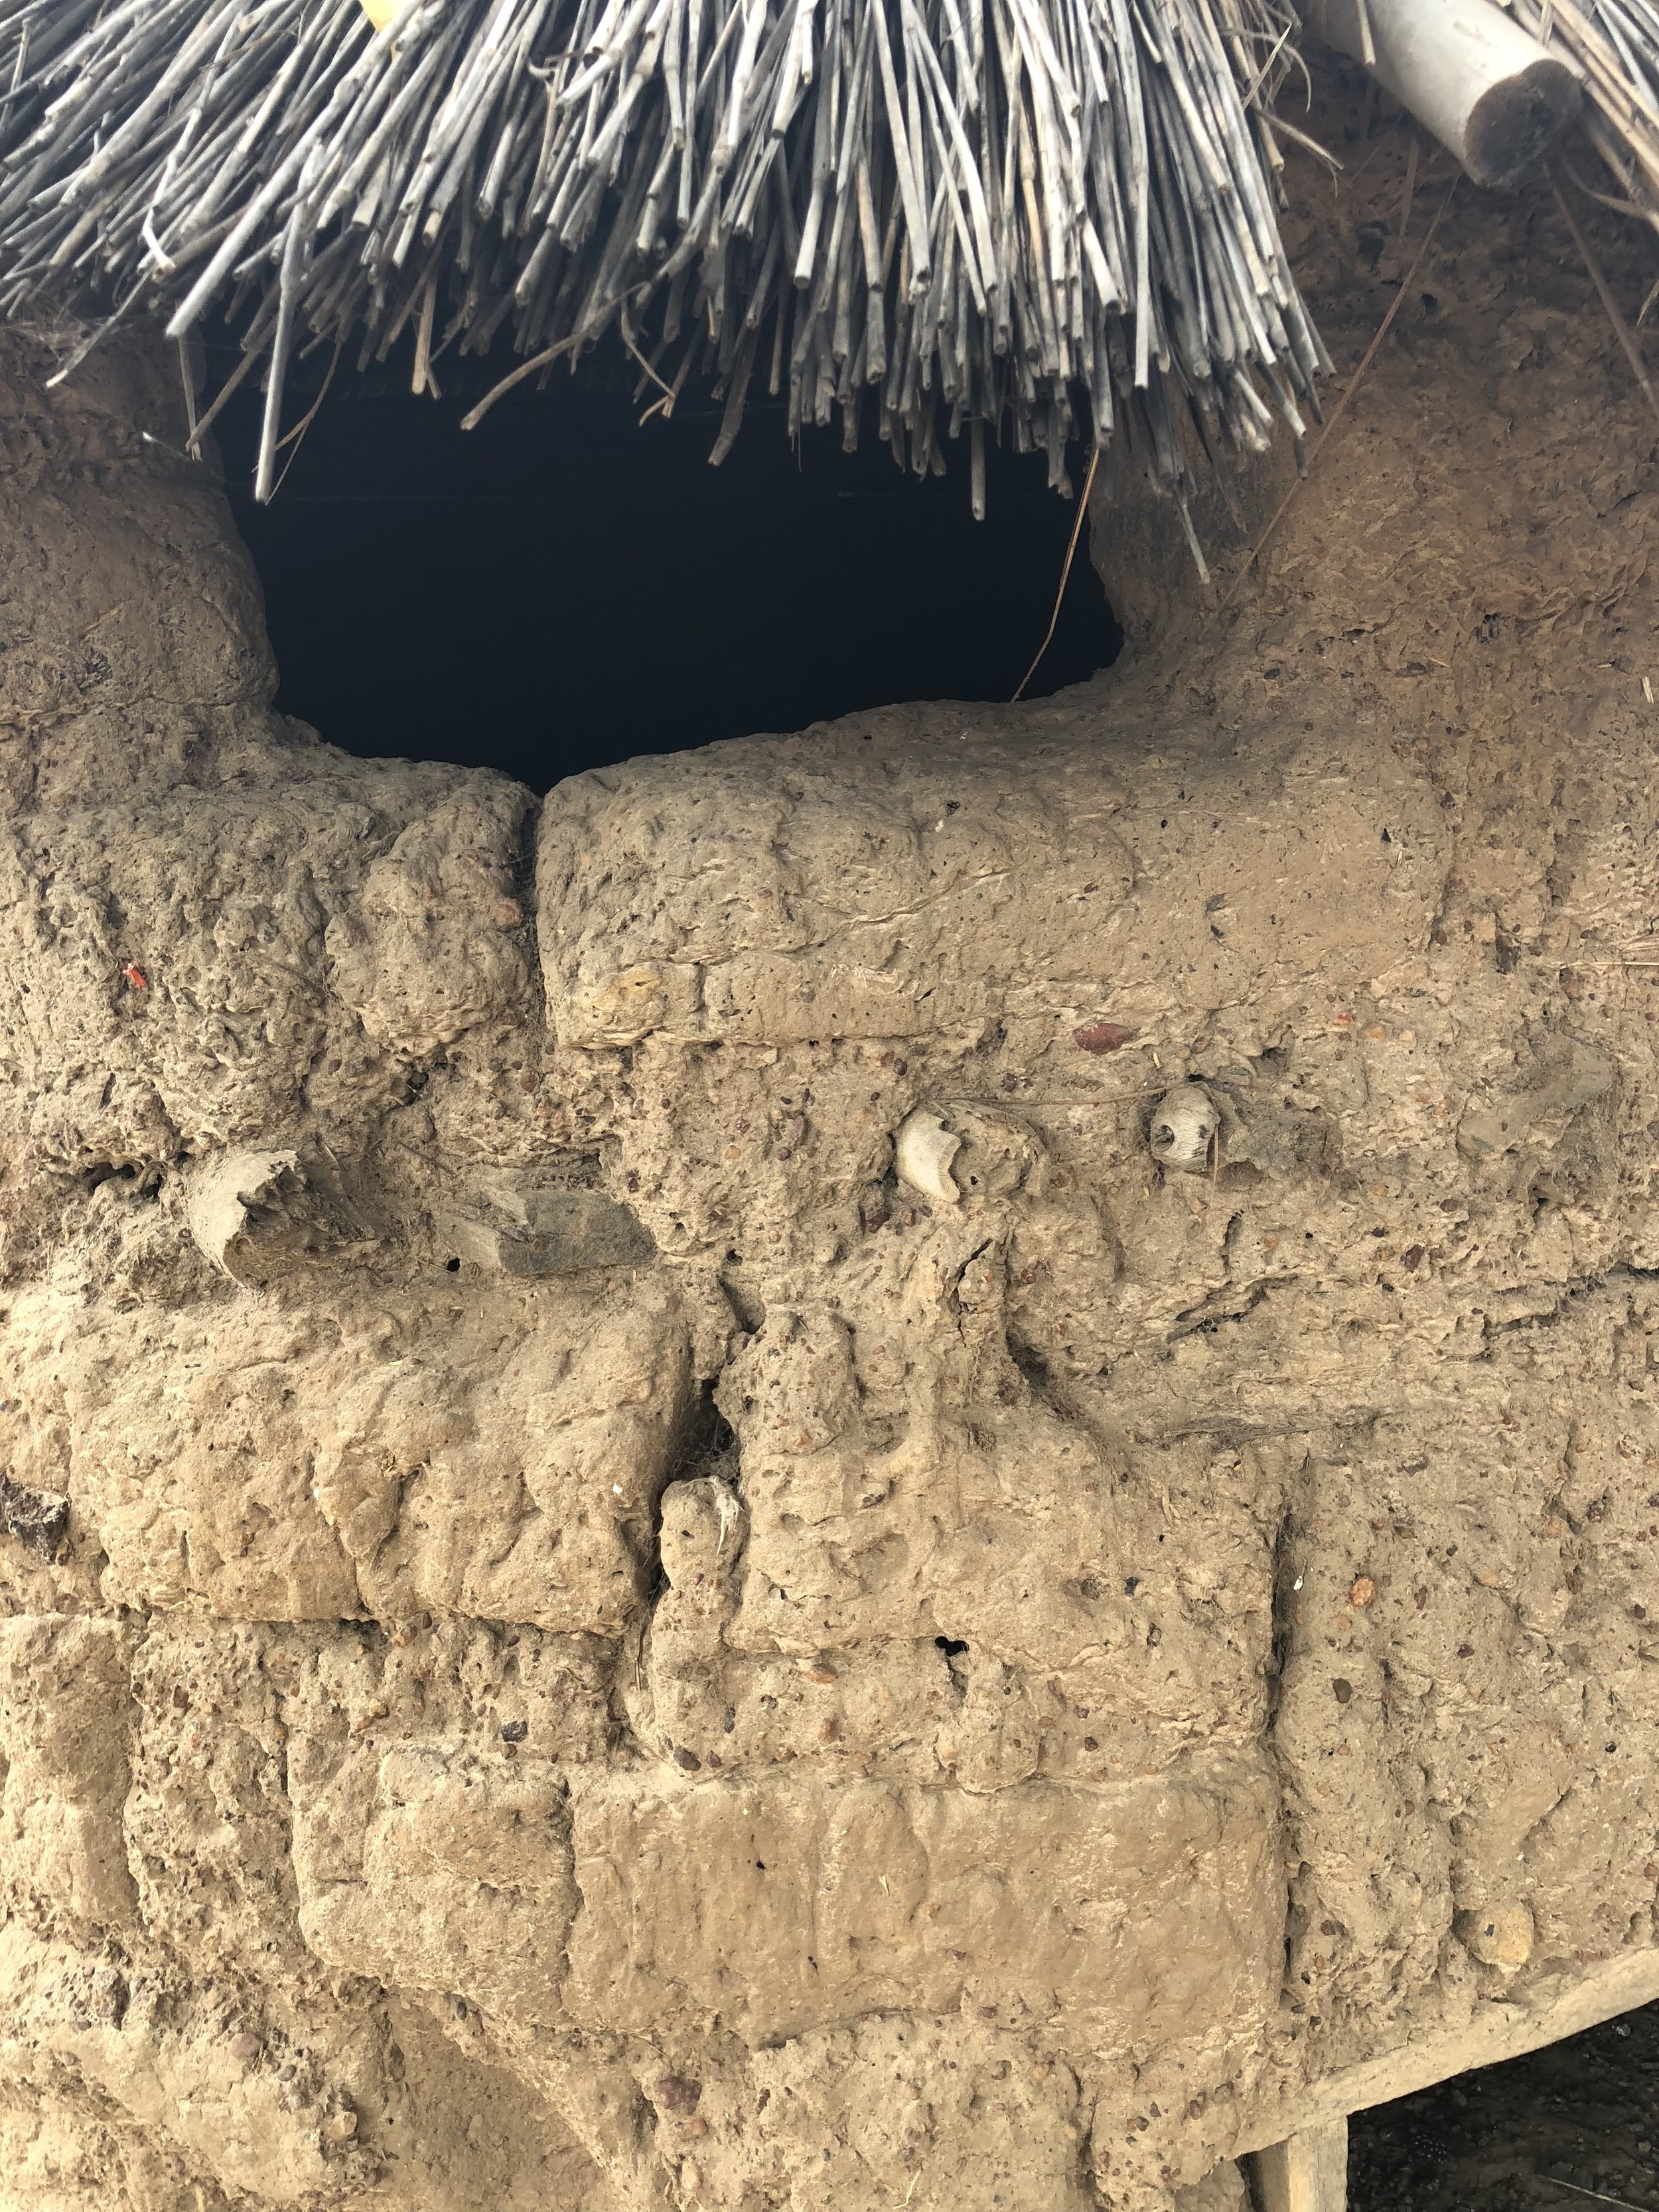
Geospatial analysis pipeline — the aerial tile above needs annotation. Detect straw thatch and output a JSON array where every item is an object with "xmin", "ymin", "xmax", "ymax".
[
  {"xmin": 0, "ymin": 0, "xmax": 1333, "ymax": 518},
  {"xmin": 7, "ymin": 1, "xmax": 1659, "ymax": 527},
  {"xmin": 1522, "ymin": 0, "xmax": 1659, "ymax": 240}
]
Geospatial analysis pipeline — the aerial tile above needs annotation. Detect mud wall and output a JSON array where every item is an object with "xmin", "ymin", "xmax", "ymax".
[{"xmin": 3, "ymin": 91, "xmax": 1659, "ymax": 2212}]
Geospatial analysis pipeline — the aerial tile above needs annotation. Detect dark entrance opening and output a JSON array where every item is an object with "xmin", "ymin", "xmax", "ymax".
[
  {"xmin": 210, "ymin": 337, "xmax": 1121, "ymax": 792},
  {"xmin": 1348, "ymin": 2002, "xmax": 1659, "ymax": 2212}
]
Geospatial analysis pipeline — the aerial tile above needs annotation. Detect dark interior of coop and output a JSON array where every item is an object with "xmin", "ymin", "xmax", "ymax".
[{"xmin": 210, "ymin": 330, "xmax": 1123, "ymax": 791}]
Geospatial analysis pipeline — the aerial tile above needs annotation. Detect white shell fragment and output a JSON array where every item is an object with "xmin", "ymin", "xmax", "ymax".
[
  {"xmin": 186, "ymin": 1147, "xmax": 354, "ymax": 1282},
  {"xmin": 895, "ymin": 1109, "xmax": 963, "ymax": 1204},
  {"xmin": 187, "ymin": 1148, "xmax": 303, "ymax": 1275},
  {"xmin": 944, "ymin": 1103, "xmax": 1046, "ymax": 1199},
  {"xmin": 1149, "ymin": 1082, "xmax": 1221, "ymax": 1174}
]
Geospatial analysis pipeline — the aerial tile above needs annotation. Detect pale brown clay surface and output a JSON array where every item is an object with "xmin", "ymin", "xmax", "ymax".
[{"xmin": 4, "ymin": 77, "xmax": 1659, "ymax": 2212}]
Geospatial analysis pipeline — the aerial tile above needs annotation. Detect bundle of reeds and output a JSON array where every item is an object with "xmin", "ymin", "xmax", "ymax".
[
  {"xmin": 1509, "ymin": 0, "xmax": 1659, "ymax": 238},
  {"xmin": 0, "ymin": 0, "xmax": 1331, "ymax": 512}
]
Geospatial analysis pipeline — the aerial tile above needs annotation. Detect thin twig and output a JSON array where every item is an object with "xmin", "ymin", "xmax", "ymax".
[
  {"xmin": 622, "ymin": 323, "xmax": 675, "ymax": 400},
  {"xmin": 1012, "ymin": 444, "xmax": 1101, "ymax": 701},
  {"xmin": 1397, "ymin": 127, "xmax": 1417, "ymax": 240},
  {"xmin": 176, "ymin": 332, "xmax": 198, "ymax": 444},
  {"xmin": 184, "ymin": 338, "xmax": 264, "ymax": 456},
  {"xmin": 268, "ymin": 336, "xmax": 340, "ymax": 497},
  {"xmin": 1544, "ymin": 2178, "xmax": 1656, "ymax": 2212},
  {"xmin": 1551, "ymin": 168, "xmax": 1659, "ymax": 429}
]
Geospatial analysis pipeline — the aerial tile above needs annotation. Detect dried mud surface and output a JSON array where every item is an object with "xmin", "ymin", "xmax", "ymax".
[{"xmin": 5, "ymin": 66, "xmax": 1659, "ymax": 2212}]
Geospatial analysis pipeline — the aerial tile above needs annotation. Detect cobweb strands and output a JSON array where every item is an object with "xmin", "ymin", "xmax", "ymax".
[{"xmin": 0, "ymin": 0, "xmax": 1333, "ymax": 516}]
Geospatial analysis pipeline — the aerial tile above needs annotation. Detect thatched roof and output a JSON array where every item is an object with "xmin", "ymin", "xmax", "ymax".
[
  {"xmin": 0, "ymin": 0, "xmax": 1650, "ymax": 524},
  {"xmin": 0, "ymin": 0, "xmax": 1334, "ymax": 519}
]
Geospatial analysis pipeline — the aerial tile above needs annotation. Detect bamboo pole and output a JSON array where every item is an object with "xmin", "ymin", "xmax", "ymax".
[{"xmin": 1308, "ymin": 0, "xmax": 1579, "ymax": 188}]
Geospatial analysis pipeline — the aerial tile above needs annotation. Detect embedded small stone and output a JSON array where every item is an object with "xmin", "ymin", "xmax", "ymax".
[
  {"xmin": 0, "ymin": 1473, "xmax": 68, "ymax": 1559},
  {"xmin": 451, "ymin": 1189, "xmax": 656, "ymax": 1275},
  {"xmin": 1074, "ymin": 1019, "xmax": 1133, "ymax": 1053},
  {"xmin": 90, "ymin": 1968, "xmax": 128, "ymax": 2027},
  {"xmin": 1455, "ymin": 1903, "xmax": 1534, "ymax": 1968},
  {"xmin": 654, "ymin": 2075, "xmax": 702, "ymax": 2115}
]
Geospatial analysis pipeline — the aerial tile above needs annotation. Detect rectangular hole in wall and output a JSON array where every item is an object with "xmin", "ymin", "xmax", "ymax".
[
  {"xmin": 1348, "ymin": 2002, "xmax": 1659, "ymax": 2212},
  {"xmin": 1248, "ymin": 2000, "xmax": 1659, "ymax": 2212}
]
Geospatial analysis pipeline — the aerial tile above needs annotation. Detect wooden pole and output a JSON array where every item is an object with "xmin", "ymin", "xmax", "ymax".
[
  {"xmin": 1309, "ymin": 0, "xmax": 1580, "ymax": 188},
  {"xmin": 1252, "ymin": 2118, "xmax": 1350, "ymax": 2212}
]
